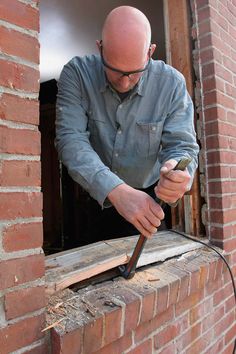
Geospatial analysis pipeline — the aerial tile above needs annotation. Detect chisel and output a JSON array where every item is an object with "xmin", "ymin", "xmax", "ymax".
[{"xmin": 119, "ymin": 157, "xmax": 192, "ymax": 279}]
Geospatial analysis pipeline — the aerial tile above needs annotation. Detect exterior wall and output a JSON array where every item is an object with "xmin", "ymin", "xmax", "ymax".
[
  {"xmin": 191, "ymin": 0, "xmax": 236, "ymax": 255},
  {"xmin": 0, "ymin": 0, "xmax": 235, "ymax": 353},
  {"xmin": 0, "ymin": 0, "xmax": 46, "ymax": 352},
  {"xmin": 51, "ymin": 250, "xmax": 235, "ymax": 354}
]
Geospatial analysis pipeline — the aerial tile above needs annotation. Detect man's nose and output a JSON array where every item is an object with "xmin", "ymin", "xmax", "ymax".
[{"xmin": 119, "ymin": 75, "xmax": 131, "ymax": 89}]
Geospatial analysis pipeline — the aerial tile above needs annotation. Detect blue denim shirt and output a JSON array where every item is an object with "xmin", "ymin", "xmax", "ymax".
[{"xmin": 55, "ymin": 55, "xmax": 199, "ymax": 207}]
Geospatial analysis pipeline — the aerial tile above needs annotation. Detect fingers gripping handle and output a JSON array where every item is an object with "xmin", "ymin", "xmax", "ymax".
[{"xmin": 119, "ymin": 157, "xmax": 192, "ymax": 280}]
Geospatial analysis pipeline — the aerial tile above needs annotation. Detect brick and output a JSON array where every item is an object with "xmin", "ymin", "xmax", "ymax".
[
  {"xmin": 210, "ymin": 209, "xmax": 236, "ymax": 224},
  {"xmin": 0, "ymin": 313, "xmax": 45, "ymax": 353},
  {"xmin": 0, "ymin": 0, "xmax": 39, "ymax": 31},
  {"xmin": 155, "ymin": 284, "xmax": 169, "ymax": 315},
  {"xmin": 0, "ymin": 60, "xmax": 39, "ymax": 92},
  {"xmin": 225, "ymin": 295, "xmax": 235, "ymax": 313},
  {"xmin": 184, "ymin": 328, "xmax": 213, "ymax": 354},
  {"xmin": 225, "ymin": 323, "xmax": 236, "ymax": 345},
  {"xmin": 24, "ymin": 342, "xmax": 49, "ymax": 354},
  {"xmin": 0, "ymin": 192, "xmax": 42, "ymax": 219},
  {"xmin": 83, "ymin": 317, "xmax": 103, "ymax": 353},
  {"xmin": 221, "ymin": 238, "xmax": 236, "ymax": 252},
  {"xmin": 0, "ymin": 160, "xmax": 41, "ymax": 187},
  {"xmin": 94, "ymin": 333, "xmax": 132, "ymax": 354},
  {"xmin": 110, "ymin": 287, "xmax": 140, "ymax": 333},
  {"xmin": 126, "ymin": 339, "xmax": 152, "ymax": 354},
  {"xmin": 215, "ymin": 63, "xmax": 233, "ymax": 84},
  {"xmin": 51, "ymin": 327, "xmax": 82, "ymax": 354},
  {"xmin": 0, "ymin": 93, "xmax": 39, "ymax": 125},
  {"xmin": 204, "ymin": 106, "xmax": 226, "ymax": 122},
  {"xmin": 4, "ymin": 286, "xmax": 46, "ymax": 320},
  {"xmin": 199, "ymin": 264, "xmax": 209, "ymax": 288},
  {"xmin": 0, "ymin": 254, "xmax": 44, "ymax": 290},
  {"xmin": 208, "ymin": 164, "xmax": 230, "ymax": 179},
  {"xmin": 202, "ymin": 305, "xmax": 224, "ymax": 333},
  {"xmin": 0, "ymin": 26, "xmax": 39, "ymax": 63},
  {"xmin": 134, "ymin": 305, "xmax": 174, "ymax": 343},
  {"xmin": 164, "ymin": 265, "xmax": 189, "ymax": 302},
  {"xmin": 189, "ymin": 299, "xmax": 208, "ymax": 325},
  {"xmin": 175, "ymin": 322, "xmax": 201, "ymax": 352},
  {"xmin": 154, "ymin": 323, "xmax": 179, "ymax": 349},
  {"xmin": 198, "ymin": 6, "xmax": 211, "ymax": 23},
  {"xmin": 175, "ymin": 290, "xmax": 204, "ymax": 317},
  {"xmin": 103, "ymin": 307, "xmax": 122, "ymax": 346},
  {"xmin": 214, "ymin": 311, "xmax": 235, "ymax": 338},
  {"xmin": 23, "ymin": 342, "xmax": 49, "ymax": 354},
  {"xmin": 208, "ymin": 151, "xmax": 236, "ymax": 165},
  {"xmin": 79, "ymin": 286, "xmax": 123, "ymax": 347},
  {"xmin": 5, "ymin": 286, "xmax": 45, "ymax": 320},
  {"xmin": 204, "ymin": 276, "xmax": 223, "ymax": 297},
  {"xmin": 0, "ymin": 126, "xmax": 40, "ymax": 155},
  {"xmin": 140, "ymin": 290, "xmax": 156, "ymax": 324},
  {"xmin": 205, "ymin": 339, "xmax": 224, "ymax": 354}
]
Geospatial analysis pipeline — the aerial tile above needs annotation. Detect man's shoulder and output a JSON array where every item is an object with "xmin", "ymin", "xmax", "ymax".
[
  {"xmin": 150, "ymin": 60, "xmax": 185, "ymax": 83},
  {"xmin": 65, "ymin": 54, "xmax": 101, "ymax": 71}
]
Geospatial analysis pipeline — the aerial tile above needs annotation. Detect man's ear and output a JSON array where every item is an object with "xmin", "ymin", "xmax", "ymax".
[
  {"xmin": 96, "ymin": 40, "xmax": 102, "ymax": 53},
  {"xmin": 150, "ymin": 44, "xmax": 156, "ymax": 57}
]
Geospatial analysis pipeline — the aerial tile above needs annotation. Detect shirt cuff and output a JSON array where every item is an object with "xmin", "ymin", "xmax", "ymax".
[{"xmin": 89, "ymin": 170, "xmax": 124, "ymax": 208}]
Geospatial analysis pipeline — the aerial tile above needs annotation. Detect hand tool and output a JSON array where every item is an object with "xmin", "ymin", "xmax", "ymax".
[{"xmin": 119, "ymin": 157, "xmax": 192, "ymax": 279}]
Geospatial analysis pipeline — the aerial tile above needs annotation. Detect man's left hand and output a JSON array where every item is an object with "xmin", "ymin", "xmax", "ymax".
[{"xmin": 154, "ymin": 159, "xmax": 191, "ymax": 204}]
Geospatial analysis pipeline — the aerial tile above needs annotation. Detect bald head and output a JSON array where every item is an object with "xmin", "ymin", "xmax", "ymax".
[{"xmin": 102, "ymin": 6, "xmax": 151, "ymax": 67}]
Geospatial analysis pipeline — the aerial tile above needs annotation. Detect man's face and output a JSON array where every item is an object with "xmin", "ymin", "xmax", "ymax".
[{"xmin": 100, "ymin": 44, "xmax": 150, "ymax": 93}]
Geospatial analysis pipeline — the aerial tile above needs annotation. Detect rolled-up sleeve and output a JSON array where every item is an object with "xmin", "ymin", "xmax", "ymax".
[
  {"xmin": 159, "ymin": 77, "xmax": 199, "ymax": 186},
  {"xmin": 55, "ymin": 59, "xmax": 124, "ymax": 206}
]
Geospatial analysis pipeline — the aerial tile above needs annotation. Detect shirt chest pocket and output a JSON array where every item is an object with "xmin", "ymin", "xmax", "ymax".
[{"xmin": 135, "ymin": 121, "xmax": 163, "ymax": 157}]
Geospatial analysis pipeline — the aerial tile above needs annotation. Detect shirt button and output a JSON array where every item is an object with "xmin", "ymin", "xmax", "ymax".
[
  {"xmin": 114, "ymin": 152, "xmax": 119, "ymax": 157},
  {"xmin": 118, "ymin": 129, "xmax": 122, "ymax": 134},
  {"xmin": 151, "ymin": 126, "xmax": 156, "ymax": 131},
  {"xmin": 119, "ymin": 104, "xmax": 123, "ymax": 109}
]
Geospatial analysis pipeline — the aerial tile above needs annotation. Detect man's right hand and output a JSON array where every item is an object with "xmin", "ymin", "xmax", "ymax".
[{"xmin": 107, "ymin": 184, "xmax": 165, "ymax": 238}]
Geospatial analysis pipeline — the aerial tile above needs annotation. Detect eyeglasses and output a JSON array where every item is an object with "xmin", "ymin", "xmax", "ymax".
[{"xmin": 99, "ymin": 40, "xmax": 151, "ymax": 78}]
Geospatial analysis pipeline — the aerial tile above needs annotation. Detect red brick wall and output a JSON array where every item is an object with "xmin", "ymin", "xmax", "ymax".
[
  {"xmin": 191, "ymin": 0, "xmax": 236, "ymax": 257},
  {"xmin": 0, "ymin": 0, "xmax": 46, "ymax": 352},
  {"xmin": 51, "ymin": 250, "xmax": 235, "ymax": 354}
]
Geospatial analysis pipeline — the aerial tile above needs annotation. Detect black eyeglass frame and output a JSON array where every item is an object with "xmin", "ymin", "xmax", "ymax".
[{"xmin": 99, "ymin": 40, "xmax": 151, "ymax": 77}]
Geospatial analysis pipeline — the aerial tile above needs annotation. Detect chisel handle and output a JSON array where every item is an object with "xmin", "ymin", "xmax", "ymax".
[{"xmin": 119, "ymin": 157, "xmax": 192, "ymax": 279}]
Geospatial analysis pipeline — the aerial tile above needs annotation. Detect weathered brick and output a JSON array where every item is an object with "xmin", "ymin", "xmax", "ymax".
[
  {"xmin": 0, "ymin": 60, "xmax": 39, "ymax": 92},
  {"xmin": 0, "ymin": 254, "xmax": 44, "ymax": 290},
  {"xmin": 5, "ymin": 286, "xmax": 45, "ymax": 319},
  {"xmin": 0, "ymin": 26, "xmax": 39, "ymax": 63},
  {"xmin": 94, "ymin": 333, "xmax": 132, "ymax": 354},
  {"xmin": 23, "ymin": 342, "xmax": 49, "ymax": 354},
  {"xmin": 83, "ymin": 316, "xmax": 104, "ymax": 353},
  {"xmin": 0, "ymin": 314, "xmax": 45, "ymax": 353},
  {"xmin": 0, "ymin": 160, "xmax": 41, "ymax": 187},
  {"xmin": 0, "ymin": 126, "xmax": 40, "ymax": 155},
  {"xmin": 134, "ymin": 305, "xmax": 174, "ymax": 343},
  {"xmin": 0, "ymin": 192, "xmax": 42, "ymax": 219},
  {"xmin": 51, "ymin": 327, "xmax": 82, "ymax": 354},
  {"xmin": 126, "ymin": 339, "xmax": 152, "ymax": 354},
  {"xmin": 0, "ymin": 0, "xmax": 39, "ymax": 31},
  {"xmin": 3, "ymin": 222, "xmax": 43, "ymax": 252},
  {"xmin": 0, "ymin": 93, "xmax": 39, "ymax": 125}
]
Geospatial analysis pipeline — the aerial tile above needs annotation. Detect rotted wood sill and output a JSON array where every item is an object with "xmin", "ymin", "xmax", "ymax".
[{"xmin": 45, "ymin": 230, "xmax": 205, "ymax": 296}]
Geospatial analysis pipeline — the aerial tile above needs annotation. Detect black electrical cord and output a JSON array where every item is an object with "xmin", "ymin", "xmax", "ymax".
[{"xmin": 171, "ymin": 229, "xmax": 236, "ymax": 354}]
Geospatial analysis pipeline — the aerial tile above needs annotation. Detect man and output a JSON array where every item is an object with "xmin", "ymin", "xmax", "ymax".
[{"xmin": 55, "ymin": 6, "xmax": 199, "ymax": 244}]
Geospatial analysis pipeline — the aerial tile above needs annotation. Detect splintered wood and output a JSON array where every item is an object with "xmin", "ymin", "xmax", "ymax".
[{"xmin": 45, "ymin": 230, "xmax": 204, "ymax": 296}]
